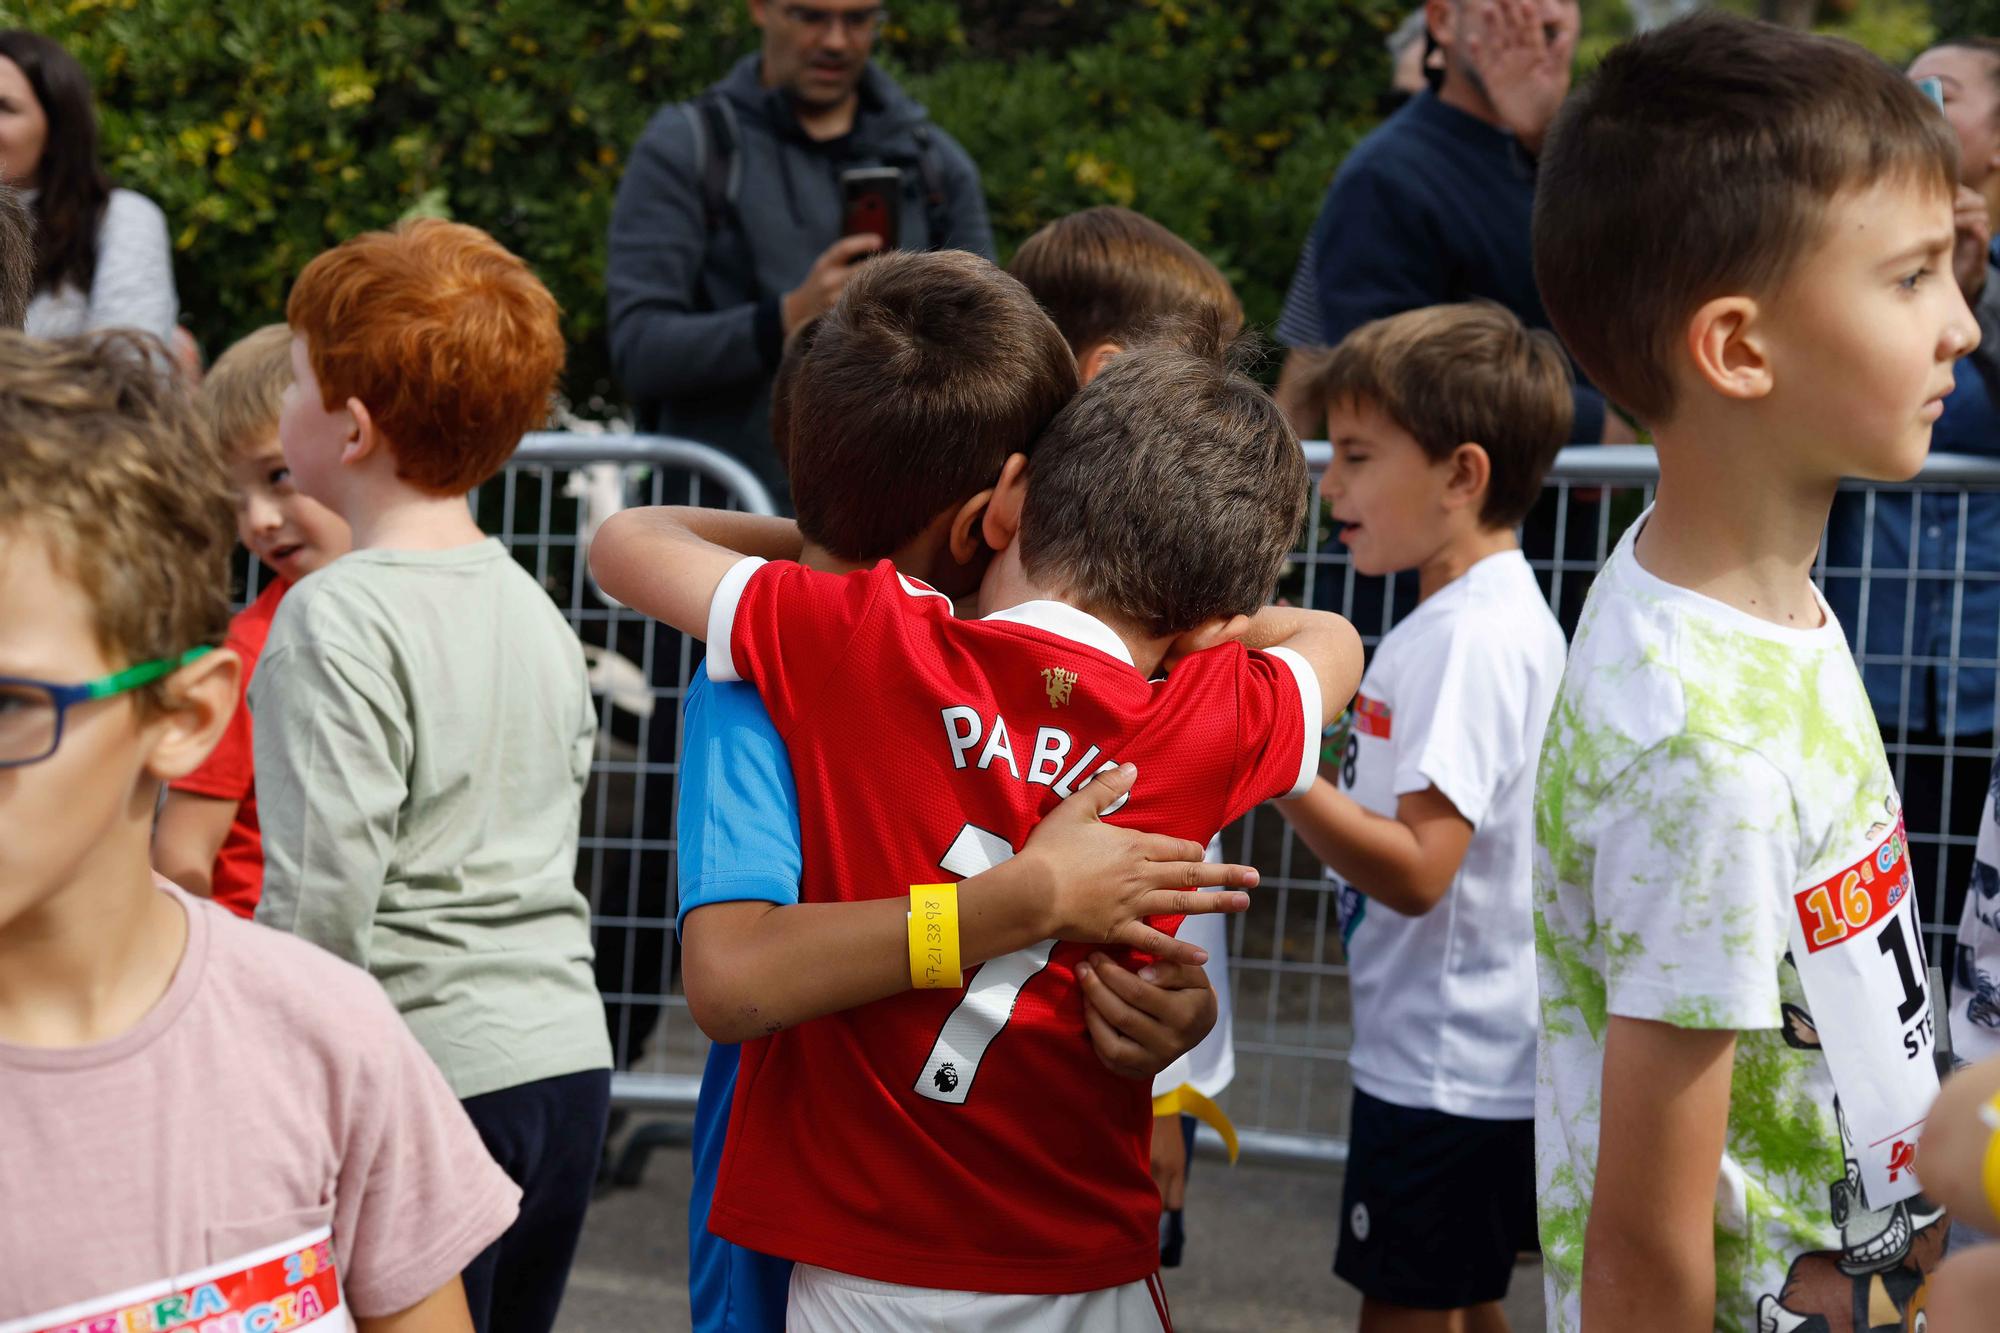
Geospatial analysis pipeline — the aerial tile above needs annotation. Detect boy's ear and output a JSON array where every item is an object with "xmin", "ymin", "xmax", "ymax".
[
  {"xmin": 1077, "ymin": 341, "xmax": 1123, "ymax": 386},
  {"xmin": 145, "ymin": 647, "xmax": 244, "ymax": 784},
  {"xmin": 1684, "ymin": 296, "xmax": 1772, "ymax": 402},
  {"xmin": 342, "ymin": 396, "xmax": 381, "ymax": 468},
  {"xmin": 1442, "ymin": 442, "xmax": 1492, "ymax": 513},
  {"xmin": 1162, "ymin": 613, "xmax": 1253, "ymax": 668},
  {"xmin": 947, "ymin": 487, "xmax": 991, "ymax": 566},
  {"xmin": 979, "ymin": 452, "xmax": 1032, "ymax": 554}
]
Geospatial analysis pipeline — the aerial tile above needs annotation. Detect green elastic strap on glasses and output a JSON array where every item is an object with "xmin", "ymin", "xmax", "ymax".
[{"xmin": 83, "ymin": 645, "xmax": 215, "ymax": 700}]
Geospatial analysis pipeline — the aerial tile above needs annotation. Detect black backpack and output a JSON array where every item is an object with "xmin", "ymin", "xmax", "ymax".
[{"xmin": 683, "ymin": 88, "xmax": 953, "ymax": 245}]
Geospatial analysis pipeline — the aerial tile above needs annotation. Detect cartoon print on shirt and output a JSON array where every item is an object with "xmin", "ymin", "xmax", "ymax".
[
  {"xmin": 1754, "ymin": 1004, "xmax": 1946, "ymax": 1333},
  {"xmin": 1958, "ymin": 848, "xmax": 2000, "ymax": 1030}
]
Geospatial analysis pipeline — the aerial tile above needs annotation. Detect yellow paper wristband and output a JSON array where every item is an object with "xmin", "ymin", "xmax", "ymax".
[
  {"xmin": 1981, "ymin": 1094, "xmax": 2000, "ymax": 1222},
  {"xmin": 908, "ymin": 883, "xmax": 962, "ymax": 990}
]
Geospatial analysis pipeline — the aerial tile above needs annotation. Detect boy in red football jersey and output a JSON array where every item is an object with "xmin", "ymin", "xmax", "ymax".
[
  {"xmin": 154, "ymin": 324, "xmax": 351, "ymax": 915},
  {"xmin": 593, "ymin": 250, "xmax": 1361, "ymax": 1329}
]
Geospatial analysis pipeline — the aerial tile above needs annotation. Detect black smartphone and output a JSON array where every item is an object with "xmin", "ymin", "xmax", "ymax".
[{"xmin": 840, "ymin": 166, "xmax": 902, "ymax": 252}]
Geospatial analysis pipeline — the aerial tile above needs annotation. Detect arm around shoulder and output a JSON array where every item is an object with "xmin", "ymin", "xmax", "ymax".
[
  {"xmin": 588, "ymin": 505, "xmax": 803, "ymax": 641},
  {"xmin": 1241, "ymin": 605, "xmax": 1363, "ymax": 728}
]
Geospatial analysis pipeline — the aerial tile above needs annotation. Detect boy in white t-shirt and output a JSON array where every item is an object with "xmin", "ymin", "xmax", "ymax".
[
  {"xmin": 1529, "ymin": 15, "xmax": 1973, "ymax": 1330},
  {"xmin": 1278, "ymin": 301, "xmax": 1572, "ymax": 1332}
]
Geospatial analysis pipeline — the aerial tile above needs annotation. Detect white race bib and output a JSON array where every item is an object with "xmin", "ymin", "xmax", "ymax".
[
  {"xmin": 1786, "ymin": 817, "xmax": 1939, "ymax": 1208},
  {"xmin": 0, "ymin": 1227, "xmax": 349, "ymax": 1333}
]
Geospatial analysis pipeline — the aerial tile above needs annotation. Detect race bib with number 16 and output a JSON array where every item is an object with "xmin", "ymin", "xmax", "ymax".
[{"xmin": 1787, "ymin": 817, "xmax": 1939, "ymax": 1209}]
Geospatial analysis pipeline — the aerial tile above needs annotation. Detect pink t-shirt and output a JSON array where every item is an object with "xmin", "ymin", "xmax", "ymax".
[{"xmin": 0, "ymin": 881, "xmax": 521, "ymax": 1328}]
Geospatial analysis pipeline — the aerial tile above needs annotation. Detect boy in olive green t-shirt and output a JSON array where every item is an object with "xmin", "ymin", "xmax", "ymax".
[{"xmin": 252, "ymin": 219, "xmax": 610, "ymax": 1333}]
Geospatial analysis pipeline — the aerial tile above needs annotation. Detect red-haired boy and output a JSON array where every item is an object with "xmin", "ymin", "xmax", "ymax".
[{"xmin": 253, "ymin": 220, "xmax": 613, "ymax": 1333}]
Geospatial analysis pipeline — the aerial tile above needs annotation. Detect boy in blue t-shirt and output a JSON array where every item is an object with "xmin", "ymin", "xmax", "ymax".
[{"xmin": 676, "ymin": 302, "xmax": 1251, "ymax": 1331}]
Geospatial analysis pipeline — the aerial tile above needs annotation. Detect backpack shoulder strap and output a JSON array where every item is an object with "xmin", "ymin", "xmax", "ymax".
[
  {"xmin": 689, "ymin": 88, "xmax": 739, "ymax": 233},
  {"xmin": 910, "ymin": 122, "xmax": 953, "ymax": 247}
]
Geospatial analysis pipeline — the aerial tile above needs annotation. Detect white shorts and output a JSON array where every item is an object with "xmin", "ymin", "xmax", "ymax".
[{"xmin": 786, "ymin": 1264, "xmax": 1173, "ymax": 1332}]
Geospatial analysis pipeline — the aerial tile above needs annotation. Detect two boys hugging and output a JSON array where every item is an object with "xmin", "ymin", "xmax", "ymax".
[{"xmin": 591, "ymin": 249, "xmax": 1362, "ymax": 1327}]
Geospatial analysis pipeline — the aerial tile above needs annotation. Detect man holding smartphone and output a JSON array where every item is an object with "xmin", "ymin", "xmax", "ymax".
[{"xmin": 609, "ymin": 0, "xmax": 993, "ymax": 508}]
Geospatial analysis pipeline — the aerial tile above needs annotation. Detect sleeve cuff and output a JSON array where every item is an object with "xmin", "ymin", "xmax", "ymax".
[
  {"xmin": 1606, "ymin": 976, "xmax": 1780, "ymax": 1032},
  {"xmin": 705, "ymin": 556, "xmax": 766, "ymax": 683},
  {"xmin": 677, "ymin": 872, "xmax": 802, "ymax": 933},
  {"xmin": 1397, "ymin": 762, "xmax": 1486, "ymax": 829},
  {"xmin": 754, "ymin": 295, "xmax": 786, "ymax": 369},
  {"xmin": 1264, "ymin": 646, "xmax": 1322, "ymax": 800}
]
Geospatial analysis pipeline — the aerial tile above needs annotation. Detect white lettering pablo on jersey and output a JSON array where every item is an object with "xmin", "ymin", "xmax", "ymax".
[{"xmin": 938, "ymin": 706, "xmax": 1129, "ymax": 813}]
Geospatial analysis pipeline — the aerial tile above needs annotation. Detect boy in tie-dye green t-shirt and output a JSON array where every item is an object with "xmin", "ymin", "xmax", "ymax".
[
  {"xmin": 1533, "ymin": 514, "xmax": 1945, "ymax": 1332},
  {"xmin": 1527, "ymin": 14, "xmax": 1968, "ymax": 1330}
]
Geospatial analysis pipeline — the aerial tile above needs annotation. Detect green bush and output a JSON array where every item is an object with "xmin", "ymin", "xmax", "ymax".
[{"xmin": 12, "ymin": 0, "xmax": 1398, "ymax": 408}]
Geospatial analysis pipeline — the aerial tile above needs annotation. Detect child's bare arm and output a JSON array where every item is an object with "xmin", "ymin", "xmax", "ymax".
[
  {"xmin": 1238, "ymin": 605, "xmax": 1363, "ymax": 727},
  {"xmin": 680, "ymin": 763, "xmax": 1255, "ymax": 1043},
  {"xmin": 1919, "ymin": 1054, "xmax": 2000, "ymax": 1230},
  {"xmin": 151, "ymin": 791, "xmax": 239, "ymax": 899},
  {"xmin": 589, "ymin": 506, "xmax": 805, "ymax": 639},
  {"xmin": 1582, "ymin": 1015, "xmax": 1737, "ymax": 1331},
  {"xmin": 1278, "ymin": 778, "xmax": 1474, "ymax": 916},
  {"xmin": 1928, "ymin": 1245, "xmax": 2000, "ymax": 1332},
  {"xmin": 354, "ymin": 1278, "xmax": 472, "ymax": 1333}
]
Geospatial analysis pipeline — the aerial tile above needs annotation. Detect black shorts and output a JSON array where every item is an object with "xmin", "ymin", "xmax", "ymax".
[{"xmin": 1333, "ymin": 1087, "xmax": 1538, "ymax": 1310}]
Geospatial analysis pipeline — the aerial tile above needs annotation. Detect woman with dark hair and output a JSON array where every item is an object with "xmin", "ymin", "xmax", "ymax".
[{"xmin": 0, "ymin": 30, "xmax": 176, "ymax": 344}]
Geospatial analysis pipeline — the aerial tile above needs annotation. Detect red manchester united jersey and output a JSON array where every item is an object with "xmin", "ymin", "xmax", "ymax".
[{"xmin": 705, "ymin": 558, "xmax": 1317, "ymax": 1294}]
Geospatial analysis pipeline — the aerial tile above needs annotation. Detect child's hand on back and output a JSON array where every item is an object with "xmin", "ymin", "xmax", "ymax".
[
  {"xmin": 1014, "ymin": 762, "xmax": 1256, "ymax": 965},
  {"xmin": 1079, "ymin": 954, "xmax": 1219, "ymax": 1083}
]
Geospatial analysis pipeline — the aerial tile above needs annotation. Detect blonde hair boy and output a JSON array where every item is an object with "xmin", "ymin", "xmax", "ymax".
[{"xmin": 151, "ymin": 323, "xmax": 350, "ymax": 916}]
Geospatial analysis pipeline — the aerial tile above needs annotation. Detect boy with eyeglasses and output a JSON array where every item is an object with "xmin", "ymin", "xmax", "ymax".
[{"xmin": 0, "ymin": 329, "xmax": 518, "ymax": 1331}]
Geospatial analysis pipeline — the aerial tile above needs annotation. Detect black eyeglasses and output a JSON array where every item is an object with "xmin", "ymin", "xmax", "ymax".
[
  {"xmin": 0, "ymin": 647, "xmax": 214, "ymax": 769},
  {"xmin": 779, "ymin": 5, "xmax": 887, "ymax": 36}
]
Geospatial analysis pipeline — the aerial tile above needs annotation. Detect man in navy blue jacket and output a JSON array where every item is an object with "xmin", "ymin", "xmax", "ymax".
[{"xmin": 1276, "ymin": 0, "xmax": 1628, "ymax": 446}]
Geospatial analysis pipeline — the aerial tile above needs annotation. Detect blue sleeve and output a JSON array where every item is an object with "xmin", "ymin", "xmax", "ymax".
[{"xmin": 675, "ymin": 663, "xmax": 804, "ymax": 932}]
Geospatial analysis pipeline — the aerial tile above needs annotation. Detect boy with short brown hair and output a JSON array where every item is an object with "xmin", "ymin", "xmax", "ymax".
[
  {"xmin": 153, "ymin": 323, "xmax": 351, "ymax": 916},
  {"xmin": 1530, "ymin": 14, "xmax": 1975, "ymax": 1329},
  {"xmin": 1009, "ymin": 204, "xmax": 1244, "ymax": 381},
  {"xmin": 594, "ymin": 249, "xmax": 1361, "ymax": 1329},
  {"xmin": 1279, "ymin": 301, "xmax": 1571, "ymax": 1332},
  {"xmin": 0, "ymin": 329, "xmax": 516, "ymax": 1330}
]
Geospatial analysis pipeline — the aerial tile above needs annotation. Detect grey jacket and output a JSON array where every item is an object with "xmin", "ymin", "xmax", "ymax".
[{"xmin": 607, "ymin": 55, "xmax": 994, "ymax": 504}]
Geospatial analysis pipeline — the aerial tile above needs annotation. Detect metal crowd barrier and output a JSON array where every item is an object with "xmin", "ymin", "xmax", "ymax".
[{"xmin": 338, "ymin": 435, "xmax": 2000, "ymax": 1167}]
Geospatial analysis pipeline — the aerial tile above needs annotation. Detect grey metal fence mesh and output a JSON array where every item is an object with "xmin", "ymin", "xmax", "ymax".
[{"xmin": 236, "ymin": 437, "xmax": 2000, "ymax": 1163}]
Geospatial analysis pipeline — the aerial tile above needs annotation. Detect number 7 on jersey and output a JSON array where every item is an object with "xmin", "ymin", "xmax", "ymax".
[{"xmin": 913, "ymin": 823, "xmax": 1058, "ymax": 1106}]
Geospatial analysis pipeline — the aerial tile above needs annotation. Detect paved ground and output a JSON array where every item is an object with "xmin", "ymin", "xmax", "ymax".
[{"xmin": 558, "ymin": 1116, "xmax": 1546, "ymax": 1332}]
